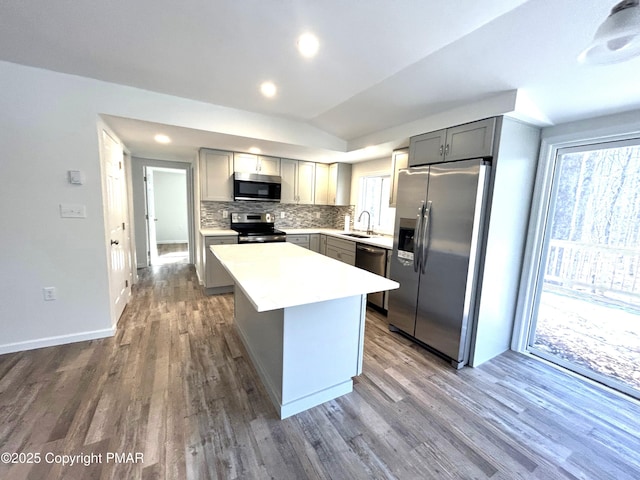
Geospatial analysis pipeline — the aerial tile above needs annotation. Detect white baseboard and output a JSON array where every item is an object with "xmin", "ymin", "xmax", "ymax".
[
  {"xmin": 156, "ymin": 241, "xmax": 188, "ymax": 245},
  {"xmin": 0, "ymin": 327, "xmax": 115, "ymax": 355}
]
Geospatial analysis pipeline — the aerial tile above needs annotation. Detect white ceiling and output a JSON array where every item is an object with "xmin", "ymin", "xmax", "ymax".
[{"xmin": 1, "ymin": 0, "xmax": 639, "ymax": 163}]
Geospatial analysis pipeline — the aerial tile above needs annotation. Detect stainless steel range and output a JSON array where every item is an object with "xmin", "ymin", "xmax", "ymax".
[{"xmin": 230, "ymin": 213, "xmax": 286, "ymax": 243}]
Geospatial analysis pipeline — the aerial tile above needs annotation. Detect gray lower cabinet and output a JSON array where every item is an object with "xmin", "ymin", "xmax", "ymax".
[
  {"xmin": 309, "ymin": 234, "xmax": 320, "ymax": 253},
  {"xmin": 286, "ymin": 234, "xmax": 310, "ymax": 249},
  {"xmin": 325, "ymin": 237, "xmax": 356, "ymax": 266},
  {"xmin": 319, "ymin": 234, "xmax": 327, "ymax": 255},
  {"xmin": 204, "ymin": 235, "xmax": 237, "ymax": 293}
]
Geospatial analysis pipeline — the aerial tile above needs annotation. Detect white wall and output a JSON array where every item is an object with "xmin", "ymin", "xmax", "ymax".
[
  {"xmin": 153, "ymin": 170, "xmax": 188, "ymax": 244},
  {"xmin": 0, "ymin": 60, "xmax": 345, "ymax": 354},
  {"xmin": 0, "ymin": 68, "xmax": 113, "ymax": 352}
]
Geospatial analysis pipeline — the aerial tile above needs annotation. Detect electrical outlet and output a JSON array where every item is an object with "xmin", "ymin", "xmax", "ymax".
[
  {"xmin": 316, "ymin": 212, "xmax": 321, "ymax": 219},
  {"xmin": 43, "ymin": 287, "xmax": 57, "ymax": 301},
  {"xmin": 280, "ymin": 212, "xmax": 286, "ymax": 219},
  {"xmin": 222, "ymin": 210, "xmax": 229, "ymax": 219}
]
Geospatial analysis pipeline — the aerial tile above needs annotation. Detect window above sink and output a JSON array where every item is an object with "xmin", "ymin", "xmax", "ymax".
[{"xmin": 356, "ymin": 174, "xmax": 394, "ymax": 235}]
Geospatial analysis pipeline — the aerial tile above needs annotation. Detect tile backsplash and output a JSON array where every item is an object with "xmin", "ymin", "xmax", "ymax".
[{"xmin": 201, "ymin": 201, "xmax": 355, "ymax": 230}]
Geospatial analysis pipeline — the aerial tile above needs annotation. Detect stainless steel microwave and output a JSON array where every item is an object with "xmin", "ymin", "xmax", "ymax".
[{"xmin": 233, "ymin": 172, "xmax": 282, "ymax": 202}]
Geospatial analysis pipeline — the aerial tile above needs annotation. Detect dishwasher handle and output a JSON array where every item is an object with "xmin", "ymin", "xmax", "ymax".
[{"xmin": 356, "ymin": 244, "xmax": 385, "ymax": 255}]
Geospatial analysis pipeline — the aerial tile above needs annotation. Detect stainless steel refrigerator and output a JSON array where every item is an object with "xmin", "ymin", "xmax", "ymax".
[{"xmin": 388, "ymin": 158, "xmax": 490, "ymax": 368}]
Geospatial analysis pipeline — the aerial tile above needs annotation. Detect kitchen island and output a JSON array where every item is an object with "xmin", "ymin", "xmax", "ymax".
[{"xmin": 210, "ymin": 242, "xmax": 399, "ymax": 419}]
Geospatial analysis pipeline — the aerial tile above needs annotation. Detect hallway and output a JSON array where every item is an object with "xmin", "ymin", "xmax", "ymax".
[{"xmin": 155, "ymin": 243, "xmax": 189, "ymax": 265}]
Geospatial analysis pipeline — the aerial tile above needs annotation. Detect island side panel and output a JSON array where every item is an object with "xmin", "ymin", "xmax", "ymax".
[
  {"xmin": 356, "ymin": 294, "xmax": 367, "ymax": 375},
  {"xmin": 234, "ymin": 288, "xmax": 284, "ymax": 408},
  {"xmin": 281, "ymin": 294, "xmax": 365, "ymax": 407}
]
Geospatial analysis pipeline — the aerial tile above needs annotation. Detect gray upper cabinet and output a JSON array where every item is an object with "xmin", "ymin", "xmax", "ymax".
[
  {"xmin": 409, "ymin": 129, "xmax": 446, "ymax": 166},
  {"xmin": 313, "ymin": 162, "xmax": 351, "ymax": 206},
  {"xmin": 328, "ymin": 163, "xmax": 352, "ymax": 206},
  {"xmin": 445, "ymin": 118, "xmax": 496, "ymax": 162},
  {"xmin": 389, "ymin": 148, "xmax": 409, "ymax": 207},
  {"xmin": 234, "ymin": 153, "xmax": 280, "ymax": 175},
  {"xmin": 280, "ymin": 158, "xmax": 298, "ymax": 203},
  {"xmin": 281, "ymin": 158, "xmax": 315, "ymax": 204},
  {"xmin": 314, "ymin": 163, "xmax": 329, "ymax": 205},
  {"xmin": 409, "ymin": 117, "xmax": 496, "ymax": 166},
  {"xmin": 297, "ymin": 161, "xmax": 316, "ymax": 204},
  {"xmin": 199, "ymin": 148, "xmax": 234, "ymax": 201}
]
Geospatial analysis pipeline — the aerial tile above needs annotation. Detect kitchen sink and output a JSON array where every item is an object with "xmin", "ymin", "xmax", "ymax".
[{"xmin": 343, "ymin": 233, "xmax": 370, "ymax": 238}]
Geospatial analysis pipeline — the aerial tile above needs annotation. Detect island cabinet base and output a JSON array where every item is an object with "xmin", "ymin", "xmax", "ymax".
[{"xmin": 233, "ymin": 289, "xmax": 367, "ymax": 419}]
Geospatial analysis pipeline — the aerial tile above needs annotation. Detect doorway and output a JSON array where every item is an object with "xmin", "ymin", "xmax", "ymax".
[
  {"xmin": 145, "ymin": 167, "xmax": 189, "ymax": 265},
  {"xmin": 525, "ymin": 139, "xmax": 640, "ymax": 399},
  {"xmin": 131, "ymin": 158, "xmax": 195, "ymax": 268}
]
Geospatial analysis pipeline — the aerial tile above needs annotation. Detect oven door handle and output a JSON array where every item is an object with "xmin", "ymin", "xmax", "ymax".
[{"xmin": 238, "ymin": 234, "xmax": 287, "ymax": 243}]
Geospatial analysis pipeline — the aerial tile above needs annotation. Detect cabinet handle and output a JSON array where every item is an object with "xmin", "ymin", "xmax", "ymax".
[
  {"xmin": 439, "ymin": 145, "xmax": 444, "ymax": 156},
  {"xmin": 445, "ymin": 144, "xmax": 450, "ymax": 155},
  {"xmin": 110, "ymin": 239, "xmax": 119, "ymax": 245}
]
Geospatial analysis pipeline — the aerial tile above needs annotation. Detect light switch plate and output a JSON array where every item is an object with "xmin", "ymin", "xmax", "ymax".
[{"xmin": 60, "ymin": 204, "xmax": 87, "ymax": 218}]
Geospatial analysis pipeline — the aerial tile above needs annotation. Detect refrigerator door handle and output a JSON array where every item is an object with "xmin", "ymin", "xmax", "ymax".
[
  {"xmin": 420, "ymin": 201, "xmax": 432, "ymax": 274},
  {"xmin": 413, "ymin": 202, "xmax": 425, "ymax": 272}
]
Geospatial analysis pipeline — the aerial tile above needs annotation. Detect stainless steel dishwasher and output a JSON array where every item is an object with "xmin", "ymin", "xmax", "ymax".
[{"xmin": 355, "ymin": 243, "xmax": 387, "ymax": 311}]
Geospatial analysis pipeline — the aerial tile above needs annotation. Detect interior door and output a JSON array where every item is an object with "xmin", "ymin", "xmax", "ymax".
[
  {"xmin": 144, "ymin": 167, "xmax": 158, "ymax": 265},
  {"xmin": 414, "ymin": 159, "xmax": 487, "ymax": 364},
  {"xmin": 101, "ymin": 129, "xmax": 131, "ymax": 326},
  {"xmin": 388, "ymin": 166, "xmax": 430, "ymax": 335}
]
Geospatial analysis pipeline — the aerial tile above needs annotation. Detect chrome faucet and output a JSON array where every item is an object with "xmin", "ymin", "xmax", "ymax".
[{"xmin": 358, "ymin": 210, "xmax": 373, "ymax": 235}]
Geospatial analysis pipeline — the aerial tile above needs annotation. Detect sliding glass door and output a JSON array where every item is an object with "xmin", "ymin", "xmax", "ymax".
[{"xmin": 527, "ymin": 139, "xmax": 640, "ymax": 399}]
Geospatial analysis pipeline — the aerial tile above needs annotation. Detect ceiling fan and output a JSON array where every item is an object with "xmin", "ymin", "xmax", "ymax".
[{"xmin": 579, "ymin": 0, "xmax": 640, "ymax": 64}]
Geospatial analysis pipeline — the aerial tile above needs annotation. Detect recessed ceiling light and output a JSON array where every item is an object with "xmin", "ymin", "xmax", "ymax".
[
  {"xmin": 249, "ymin": 147, "xmax": 261, "ymax": 154},
  {"xmin": 297, "ymin": 33, "xmax": 319, "ymax": 58},
  {"xmin": 154, "ymin": 134, "xmax": 171, "ymax": 144},
  {"xmin": 260, "ymin": 81, "xmax": 277, "ymax": 98}
]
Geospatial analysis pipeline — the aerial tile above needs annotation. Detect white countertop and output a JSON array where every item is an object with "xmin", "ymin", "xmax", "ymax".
[
  {"xmin": 284, "ymin": 228, "xmax": 393, "ymax": 249},
  {"xmin": 201, "ymin": 227, "xmax": 393, "ymax": 249},
  {"xmin": 200, "ymin": 228, "xmax": 237, "ymax": 236},
  {"xmin": 210, "ymin": 242, "xmax": 399, "ymax": 312}
]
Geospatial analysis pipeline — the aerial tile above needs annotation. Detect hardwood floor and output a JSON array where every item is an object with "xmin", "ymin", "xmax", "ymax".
[
  {"xmin": 1, "ymin": 264, "xmax": 639, "ymax": 479},
  {"xmin": 155, "ymin": 243, "xmax": 189, "ymax": 265}
]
